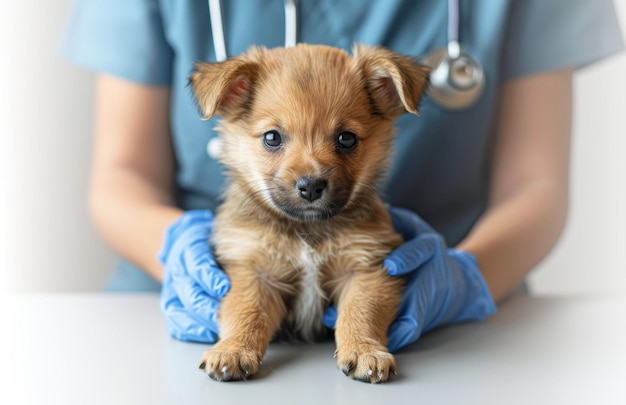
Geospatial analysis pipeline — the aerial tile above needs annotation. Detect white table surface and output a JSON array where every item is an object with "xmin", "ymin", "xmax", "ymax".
[{"xmin": 1, "ymin": 293, "xmax": 624, "ymax": 405}]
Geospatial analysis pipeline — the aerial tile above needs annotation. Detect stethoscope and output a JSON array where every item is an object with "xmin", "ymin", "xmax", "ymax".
[
  {"xmin": 207, "ymin": 0, "xmax": 484, "ymax": 111},
  {"xmin": 421, "ymin": 0, "xmax": 485, "ymax": 110}
]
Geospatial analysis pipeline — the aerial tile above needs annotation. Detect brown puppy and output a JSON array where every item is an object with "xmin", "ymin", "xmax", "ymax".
[{"xmin": 190, "ymin": 44, "xmax": 428, "ymax": 383}]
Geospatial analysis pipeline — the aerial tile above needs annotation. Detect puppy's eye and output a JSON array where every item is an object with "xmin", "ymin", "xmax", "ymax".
[
  {"xmin": 337, "ymin": 132, "xmax": 357, "ymax": 150},
  {"xmin": 263, "ymin": 130, "xmax": 282, "ymax": 149}
]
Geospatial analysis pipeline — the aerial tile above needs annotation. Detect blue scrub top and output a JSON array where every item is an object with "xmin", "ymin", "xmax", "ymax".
[{"xmin": 61, "ymin": 0, "xmax": 623, "ymax": 291}]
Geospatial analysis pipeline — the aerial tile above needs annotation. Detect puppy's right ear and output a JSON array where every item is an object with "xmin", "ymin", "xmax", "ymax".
[{"xmin": 189, "ymin": 57, "xmax": 259, "ymax": 120}]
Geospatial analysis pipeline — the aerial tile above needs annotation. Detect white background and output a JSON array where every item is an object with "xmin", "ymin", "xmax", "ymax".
[{"xmin": 0, "ymin": 1, "xmax": 625, "ymax": 294}]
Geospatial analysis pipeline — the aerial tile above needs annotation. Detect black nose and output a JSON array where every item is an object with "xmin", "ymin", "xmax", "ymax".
[{"xmin": 296, "ymin": 176, "xmax": 327, "ymax": 202}]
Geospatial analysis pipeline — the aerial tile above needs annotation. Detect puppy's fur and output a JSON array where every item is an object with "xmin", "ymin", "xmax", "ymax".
[{"xmin": 190, "ymin": 44, "xmax": 428, "ymax": 383}]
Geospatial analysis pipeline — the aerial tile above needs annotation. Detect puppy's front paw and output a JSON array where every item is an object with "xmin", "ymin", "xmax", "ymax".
[
  {"xmin": 199, "ymin": 342, "xmax": 263, "ymax": 382},
  {"xmin": 335, "ymin": 343, "xmax": 397, "ymax": 384}
]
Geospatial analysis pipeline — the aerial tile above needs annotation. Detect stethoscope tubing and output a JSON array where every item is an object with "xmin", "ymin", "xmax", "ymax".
[
  {"xmin": 206, "ymin": 0, "xmax": 484, "ymax": 110},
  {"xmin": 208, "ymin": 0, "xmax": 297, "ymax": 62}
]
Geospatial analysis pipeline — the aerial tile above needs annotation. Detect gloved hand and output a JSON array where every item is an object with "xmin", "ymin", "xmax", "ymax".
[
  {"xmin": 323, "ymin": 207, "xmax": 497, "ymax": 352},
  {"xmin": 158, "ymin": 210, "xmax": 230, "ymax": 342}
]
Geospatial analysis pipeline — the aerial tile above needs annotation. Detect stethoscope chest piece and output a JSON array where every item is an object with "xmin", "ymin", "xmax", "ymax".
[{"xmin": 422, "ymin": 48, "xmax": 485, "ymax": 110}]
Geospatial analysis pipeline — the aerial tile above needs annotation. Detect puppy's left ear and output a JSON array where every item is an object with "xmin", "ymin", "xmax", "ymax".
[
  {"xmin": 189, "ymin": 53, "xmax": 260, "ymax": 120},
  {"xmin": 353, "ymin": 44, "xmax": 430, "ymax": 117}
]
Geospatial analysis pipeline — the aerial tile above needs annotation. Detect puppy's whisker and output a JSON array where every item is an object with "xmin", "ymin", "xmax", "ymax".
[
  {"xmin": 232, "ymin": 179, "xmax": 278, "ymax": 212},
  {"xmin": 238, "ymin": 188, "xmax": 276, "ymax": 212}
]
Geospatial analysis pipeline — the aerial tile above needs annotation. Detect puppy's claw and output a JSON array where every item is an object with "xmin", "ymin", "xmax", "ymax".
[{"xmin": 340, "ymin": 361, "xmax": 354, "ymax": 376}]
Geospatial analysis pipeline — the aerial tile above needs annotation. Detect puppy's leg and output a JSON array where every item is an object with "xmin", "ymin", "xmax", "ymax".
[
  {"xmin": 199, "ymin": 267, "xmax": 287, "ymax": 381},
  {"xmin": 333, "ymin": 270, "xmax": 403, "ymax": 383}
]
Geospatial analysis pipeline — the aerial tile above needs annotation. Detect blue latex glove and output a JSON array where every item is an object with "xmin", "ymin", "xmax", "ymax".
[
  {"xmin": 323, "ymin": 207, "xmax": 497, "ymax": 352},
  {"xmin": 158, "ymin": 210, "xmax": 231, "ymax": 342}
]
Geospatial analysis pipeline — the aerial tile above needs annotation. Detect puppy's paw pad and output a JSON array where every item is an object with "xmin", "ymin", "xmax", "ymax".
[
  {"xmin": 335, "ymin": 345, "xmax": 396, "ymax": 384},
  {"xmin": 199, "ymin": 346, "xmax": 262, "ymax": 382}
]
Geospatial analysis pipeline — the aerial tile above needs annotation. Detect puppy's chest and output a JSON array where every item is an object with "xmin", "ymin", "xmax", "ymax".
[{"xmin": 284, "ymin": 241, "xmax": 328, "ymax": 342}]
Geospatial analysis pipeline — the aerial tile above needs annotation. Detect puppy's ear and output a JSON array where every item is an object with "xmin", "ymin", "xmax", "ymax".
[
  {"xmin": 353, "ymin": 44, "xmax": 430, "ymax": 117},
  {"xmin": 189, "ymin": 55, "xmax": 260, "ymax": 120}
]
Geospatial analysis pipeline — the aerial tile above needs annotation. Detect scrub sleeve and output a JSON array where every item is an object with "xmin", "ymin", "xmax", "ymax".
[
  {"xmin": 61, "ymin": 0, "xmax": 173, "ymax": 85},
  {"xmin": 501, "ymin": 0, "xmax": 624, "ymax": 81},
  {"xmin": 61, "ymin": 0, "xmax": 624, "ymax": 292}
]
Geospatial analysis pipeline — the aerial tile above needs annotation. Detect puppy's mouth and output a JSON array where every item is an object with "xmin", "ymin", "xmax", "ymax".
[
  {"xmin": 267, "ymin": 178, "xmax": 351, "ymax": 222},
  {"xmin": 277, "ymin": 206, "xmax": 334, "ymax": 222}
]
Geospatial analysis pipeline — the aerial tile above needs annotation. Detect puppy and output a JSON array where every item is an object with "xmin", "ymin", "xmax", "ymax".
[{"xmin": 190, "ymin": 44, "xmax": 428, "ymax": 383}]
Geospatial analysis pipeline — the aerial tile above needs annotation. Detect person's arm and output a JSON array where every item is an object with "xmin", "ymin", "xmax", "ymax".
[
  {"xmin": 457, "ymin": 67, "xmax": 574, "ymax": 301},
  {"xmin": 89, "ymin": 74, "xmax": 183, "ymax": 281},
  {"xmin": 358, "ymin": 68, "xmax": 574, "ymax": 351}
]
